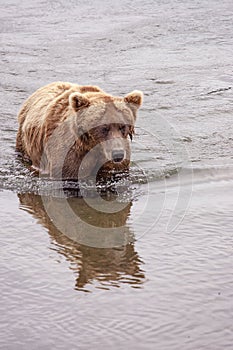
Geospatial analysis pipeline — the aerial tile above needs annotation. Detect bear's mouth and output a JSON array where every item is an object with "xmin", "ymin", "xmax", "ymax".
[{"xmin": 97, "ymin": 159, "xmax": 130, "ymax": 180}]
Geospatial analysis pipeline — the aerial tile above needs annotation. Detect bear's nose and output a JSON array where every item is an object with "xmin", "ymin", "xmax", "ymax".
[{"xmin": 112, "ymin": 149, "xmax": 125, "ymax": 163}]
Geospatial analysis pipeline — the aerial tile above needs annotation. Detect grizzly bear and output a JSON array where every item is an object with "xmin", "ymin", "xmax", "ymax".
[{"xmin": 16, "ymin": 82, "xmax": 143, "ymax": 181}]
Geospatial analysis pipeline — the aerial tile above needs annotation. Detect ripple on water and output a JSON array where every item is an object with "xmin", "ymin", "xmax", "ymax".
[{"xmin": 1, "ymin": 0, "xmax": 233, "ymax": 347}]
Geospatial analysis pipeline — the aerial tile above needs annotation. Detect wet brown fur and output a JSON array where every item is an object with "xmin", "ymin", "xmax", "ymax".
[{"xmin": 16, "ymin": 82, "xmax": 143, "ymax": 180}]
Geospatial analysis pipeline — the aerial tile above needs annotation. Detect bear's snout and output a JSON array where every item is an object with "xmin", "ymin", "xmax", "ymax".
[
  {"xmin": 112, "ymin": 149, "xmax": 125, "ymax": 163},
  {"xmin": 101, "ymin": 137, "xmax": 128, "ymax": 165}
]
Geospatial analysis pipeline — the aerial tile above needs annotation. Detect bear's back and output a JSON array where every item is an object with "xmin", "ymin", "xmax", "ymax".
[
  {"xmin": 18, "ymin": 82, "xmax": 78, "ymax": 126},
  {"xmin": 16, "ymin": 82, "xmax": 105, "ymax": 164}
]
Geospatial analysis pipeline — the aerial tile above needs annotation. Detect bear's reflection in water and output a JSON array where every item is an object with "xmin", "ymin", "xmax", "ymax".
[{"xmin": 18, "ymin": 193, "xmax": 145, "ymax": 291}]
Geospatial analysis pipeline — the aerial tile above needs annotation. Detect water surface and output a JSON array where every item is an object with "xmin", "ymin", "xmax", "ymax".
[{"xmin": 1, "ymin": 0, "xmax": 233, "ymax": 349}]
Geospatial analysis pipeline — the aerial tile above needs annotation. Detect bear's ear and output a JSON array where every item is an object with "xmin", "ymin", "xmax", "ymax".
[
  {"xmin": 69, "ymin": 92, "xmax": 90, "ymax": 112},
  {"xmin": 124, "ymin": 90, "xmax": 143, "ymax": 111}
]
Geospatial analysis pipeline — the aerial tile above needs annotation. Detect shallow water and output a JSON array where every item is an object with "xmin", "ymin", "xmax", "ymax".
[{"xmin": 1, "ymin": 0, "xmax": 233, "ymax": 349}]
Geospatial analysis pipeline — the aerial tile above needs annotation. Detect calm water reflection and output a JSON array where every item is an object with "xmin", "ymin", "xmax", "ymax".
[
  {"xmin": 1, "ymin": 0, "xmax": 233, "ymax": 348},
  {"xmin": 18, "ymin": 193, "xmax": 145, "ymax": 291}
]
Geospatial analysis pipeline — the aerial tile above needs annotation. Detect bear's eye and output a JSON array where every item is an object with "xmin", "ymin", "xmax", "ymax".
[
  {"xmin": 101, "ymin": 125, "xmax": 110, "ymax": 135},
  {"xmin": 119, "ymin": 125, "xmax": 126, "ymax": 134}
]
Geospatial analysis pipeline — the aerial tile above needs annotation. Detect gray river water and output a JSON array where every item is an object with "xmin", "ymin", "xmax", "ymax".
[{"xmin": 1, "ymin": 0, "xmax": 233, "ymax": 349}]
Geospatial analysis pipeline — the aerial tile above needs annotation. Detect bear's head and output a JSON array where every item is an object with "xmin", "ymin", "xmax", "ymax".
[{"xmin": 68, "ymin": 89, "xmax": 143, "ymax": 181}]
